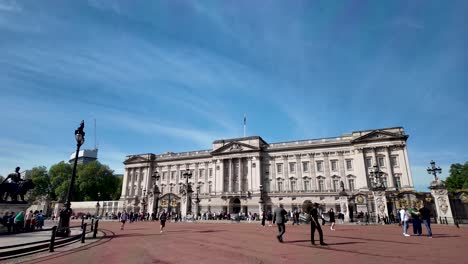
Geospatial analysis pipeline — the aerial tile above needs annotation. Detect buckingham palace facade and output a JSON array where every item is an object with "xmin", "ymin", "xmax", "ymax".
[{"xmin": 121, "ymin": 127, "xmax": 414, "ymax": 216}]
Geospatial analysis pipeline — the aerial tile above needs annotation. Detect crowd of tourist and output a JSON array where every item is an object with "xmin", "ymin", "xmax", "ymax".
[{"xmin": 0, "ymin": 210, "xmax": 45, "ymax": 234}]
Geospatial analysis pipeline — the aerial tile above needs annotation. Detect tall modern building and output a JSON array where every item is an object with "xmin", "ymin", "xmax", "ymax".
[
  {"xmin": 121, "ymin": 127, "xmax": 414, "ymax": 216},
  {"xmin": 69, "ymin": 149, "xmax": 98, "ymax": 165}
]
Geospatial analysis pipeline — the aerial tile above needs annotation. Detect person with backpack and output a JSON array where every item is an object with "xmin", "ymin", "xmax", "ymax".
[
  {"xmin": 120, "ymin": 210, "xmax": 128, "ymax": 230},
  {"xmin": 159, "ymin": 210, "xmax": 167, "ymax": 233}
]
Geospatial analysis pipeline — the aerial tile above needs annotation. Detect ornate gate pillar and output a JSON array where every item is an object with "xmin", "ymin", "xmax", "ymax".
[
  {"xmin": 430, "ymin": 182, "xmax": 454, "ymax": 224},
  {"xmin": 339, "ymin": 194, "xmax": 350, "ymax": 222},
  {"xmin": 373, "ymin": 190, "xmax": 389, "ymax": 222}
]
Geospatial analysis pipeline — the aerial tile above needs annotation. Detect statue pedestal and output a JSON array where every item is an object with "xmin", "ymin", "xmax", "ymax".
[
  {"xmin": 181, "ymin": 191, "xmax": 193, "ymax": 220},
  {"xmin": 339, "ymin": 191, "xmax": 350, "ymax": 222},
  {"xmin": 430, "ymin": 182, "xmax": 454, "ymax": 224},
  {"xmin": 372, "ymin": 189, "xmax": 389, "ymax": 221}
]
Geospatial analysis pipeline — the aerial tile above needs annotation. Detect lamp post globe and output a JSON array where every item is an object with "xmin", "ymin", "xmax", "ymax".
[{"xmin": 57, "ymin": 120, "xmax": 85, "ymax": 237}]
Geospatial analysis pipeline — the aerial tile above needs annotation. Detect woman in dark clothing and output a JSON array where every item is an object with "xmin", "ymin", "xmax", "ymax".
[
  {"xmin": 329, "ymin": 208, "xmax": 336, "ymax": 231},
  {"xmin": 261, "ymin": 211, "xmax": 266, "ymax": 227}
]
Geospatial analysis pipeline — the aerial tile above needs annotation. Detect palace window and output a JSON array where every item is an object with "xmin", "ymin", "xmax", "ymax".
[
  {"xmin": 171, "ymin": 171, "xmax": 175, "ymax": 180},
  {"xmin": 209, "ymin": 183, "xmax": 213, "ymax": 193},
  {"xmin": 391, "ymin": 156, "xmax": 399, "ymax": 168},
  {"xmin": 277, "ymin": 164, "xmax": 283, "ymax": 174},
  {"xmin": 162, "ymin": 172, "xmax": 167, "ymax": 180},
  {"xmin": 365, "ymin": 157, "xmax": 372, "ymax": 168},
  {"xmin": 378, "ymin": 157, "xmax": 385, "ymax": 167},
  {"xmin": 302, "ymin": 162, "xmax": 309, "ymax": 172},
  {"xmin": 291, "ymin": 180, "xmax": 296, "ymax": 192},
  {"xmin": 382, "ymin": 177, "xmax": 388, "ymax": 187},
  {"xmin": 316, "ymin": 161, "xmax": 323, "ymax": 172},
  {"xmin": 346, "ymin": 159, "xmax": 353, "ymax": 170},
  {"xmin": 331, "ymin": 160, "xmax": 338, "ymax": 171},
  {"xmin": 348, "ymin": 179, "xmax": 355, "ymax": 191},
  {"xmin": 278, "ymin": 181, "xmax": 283, "ymax": 192},
  {"xmin": 304, "ymin": 180, "xmax": 310, "ymax": 191},
  {"xmin": 318, "ymin": 179, "xmax": 324, "ymax": 192},
  {"xmin": 333, "ymin": 179, "xmax": 339, "ymax": 192},
  {"xmin": 289, "ymin": 162, "xmax": 296, "ymax": 173},
  {"xmin": 170, "ymin": 186, "xmax": 174, "ymax": 193},
  {"xmin": 209, "ymin": 168, "xmax": 213, "ymax": 177},
  {"xmin": 395, "ymin": 176, "xmax": 402, "ymax": 189},
  {"xmin": 199, "ymin": 169, "xmax": 205, "ymax": 178}
]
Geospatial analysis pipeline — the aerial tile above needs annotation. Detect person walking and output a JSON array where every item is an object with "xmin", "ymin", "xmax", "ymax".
[
  {"xmin": 419, "ymin": 205, "xmax": 433, "ymax": 238},
  {"xmin": 310, "ymin": 203, "xmax": 327, "ymax": 246},
  {"xmin": 329, "ymin": 208, "xmax": 336, "ymax": 231},
  {"xmin": 120, "ymin": 210, "xmax": 128, "ymax": 230},
  {"xmin": 272, "ymin": 203, "xmax": 288, "ymax": 243},
  {"xmin": 261, "ymin": 210, "xmax": 266, "ymax": 227},
  {"xmin": 293, "ymin": 210, "xmax": 300, "ymax": 226},
  {"xmin": 399, "ymin": 207, "xmax": 410, "ymax": 237},
  {"xmin": 159, "ymin": 210, "xmax": 167, "ymax": 233},
  {"xmin": 25, "ymin": 210, "xmax": 33, "ymax": 231},
  {"xmin": 267, "ymin": 211, "xmax": 273, "ymax": 227},
  {"xmin": 409, "ymin": 205, "xmax": 422, "ymax": 236}
]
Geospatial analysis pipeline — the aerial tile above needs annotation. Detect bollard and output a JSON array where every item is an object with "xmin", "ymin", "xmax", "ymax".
[
  {"xmin": 81, "ymin": 217, "xmax": 85, "ymax": 230},
  {"xmin": 81, "ymin": 223, "xmax": 87, "ymax": 243},
  {"xmin": 49, "ymin": 226, "xmax": 57, "ymax": 252},
  {"xmin": 445, "ymin": 217, "xmax": 448, "ymax": 225},
  {"xmin": 439, "ymin": 216, "xmax": 442, "ymax": 224},
  {"xmin": 93, "ymin": 219, "xmax": 99, "ymax": 238},
  {"xmin": 91, "ymin": 218, "xmax": 95, "ymax": 231}
]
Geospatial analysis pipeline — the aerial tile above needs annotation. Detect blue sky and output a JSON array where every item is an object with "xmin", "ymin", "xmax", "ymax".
[{"xmin": 1, "ymin": 0, "xmax": 467, "ymax": 191}]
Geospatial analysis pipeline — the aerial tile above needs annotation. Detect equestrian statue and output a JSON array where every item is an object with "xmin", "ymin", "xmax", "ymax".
[{"xmin": 0, "ymin": 167, "xmax": 35, "ymax": 203}]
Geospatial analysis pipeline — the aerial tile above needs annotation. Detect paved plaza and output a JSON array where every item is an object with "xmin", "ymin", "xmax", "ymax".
[{"xmin": 3, "ymin": 221, "xmax": 464, "ymax": 264}]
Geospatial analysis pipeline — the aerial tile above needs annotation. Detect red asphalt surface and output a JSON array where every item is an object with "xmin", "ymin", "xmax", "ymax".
[{"xmin": 20, "ymin": 221, "xmax": 466, "ymax": 264}]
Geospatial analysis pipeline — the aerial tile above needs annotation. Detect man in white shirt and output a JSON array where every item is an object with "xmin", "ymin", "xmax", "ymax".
[{"xmin": 399, "ymin": 207, "xmax": 410, "ymax": 237}]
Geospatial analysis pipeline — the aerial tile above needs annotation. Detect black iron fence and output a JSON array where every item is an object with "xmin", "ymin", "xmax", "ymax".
[{"xmin": 0, "ymin": 219, "xmax": 99, "ymax": 261}]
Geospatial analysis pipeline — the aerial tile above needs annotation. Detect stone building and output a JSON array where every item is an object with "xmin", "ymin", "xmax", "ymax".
[{"xmin": 121, "ymin": 127, "xmax": 414, "ymax": 217}]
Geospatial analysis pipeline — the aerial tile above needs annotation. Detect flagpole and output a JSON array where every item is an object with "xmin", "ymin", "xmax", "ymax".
[{"xmin": 243, "ymin": 114, "xmax": 246, "ymax": 137}]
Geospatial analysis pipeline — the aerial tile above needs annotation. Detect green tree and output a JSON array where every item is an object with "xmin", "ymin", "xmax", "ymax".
[
  {"xmin": 49, "ymin": 161, "xmax": 72, "ymax": 201},
  {"xmin": 28, "ymin": 166, "xmax": 51, "ymax": 199},
  {"xmin": 75, "ymin": 161, "xmax": 118, "ymax": 201},
  {"xmin": 112, "ymin": 175, "xmax": 123, "ymax": 200},
  {"xmin": 445, "ymin": 162, "xmax": 468, "ymax": 192},
  {"xmin": 0, "ymin": 175, "xmax": 4, "ymax": 183}
]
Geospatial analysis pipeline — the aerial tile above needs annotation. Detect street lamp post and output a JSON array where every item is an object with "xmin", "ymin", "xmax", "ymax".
[
  {"xmin": 369, "ymin": 164, "xmax": 388, "ymax": 224},
  {"xmin": 57, "ymin": 120, "xmax": 85, "ymax": 237},
  {"xmin": 196, "ymin": 185, "xmax": 200, "ymax": 219},
  {"xmin": 427, "ymin": 160, "xmax": 442, "ymax": 182},
  {"xmin": 259, "ymin": 185, "xmax": 265, "ymax": 213},
  {"xmin": 152, "ymin": 171, "xmax": 160, "ymax": 217},
  {"xmin": 96, "ymin": 192, "xmax": 101, "ymax": 217},
  {"xmin": 142, "ymin": 189, "xmax": 147, "ymax": 215},
  {"xmin": 182, "ymin": 168, "xmax": 193, "ymax": 217}
]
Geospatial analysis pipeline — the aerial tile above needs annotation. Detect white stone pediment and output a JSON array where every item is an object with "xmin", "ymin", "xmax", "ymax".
[
  {"xmin": 211, "ymin": 141, "xmax": 259, "ymax": 155},
  {"xmin": 124, "ymin": 155, "xmax": 150, "ymax": 164},
  {"xmin": 352, "ymin": 130, "xmax": 408, "ymax": 143}
]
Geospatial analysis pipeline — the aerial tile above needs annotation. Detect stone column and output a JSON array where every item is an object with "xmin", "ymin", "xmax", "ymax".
[
  {"xmin": 430, "ymin": 183, "xmax": 454, "ymax": 224},
  {"xmin": 309, "ymin": 154, "xmax": 316, "ymax": 190},
  {"xmin": 121, "ymin": 168, "xmax": 129, "ymax": 198},
  {"xmin": 228, "ymin": 159, "xmax": 233, "ymax": 193},
  {"xmin": 339, "ymin": 193, "xmax": 350, "ymax": 222},
  {"xmin": 385, "ymin": 147, "xmax": 395, "ymax": 189},
  {"xmin": 136, "ymin": 168, "xmax": 142, "ymax": 196},
  {"xmin": 238, "ymin": 158, "xmax": 242, "ymax": 192},
  {"xmin": 247, "ymin": 157, "xmax": 253, "ymax": 191},
  {"xmin": 373, "ymin": 189, "xmax": 389, "ymax": 221},
  {"xmin": 296, "ymin": 155, "xmax": 303, "ymax": 192},
  {"xmin": 271, "ymin": 157, "xmax": 277, "ymax": 192},
  {"xmin": 323, "ymin": 152, "xmax": 331, "ymax": 191},
  {"xmin": 128, "ymin": 169, "xmax": 134, "ymax": 196},
  {"xmin": 215, "ymin": 159, "xmax": 223, "ymax": 193},
  {"xmin": 283, "ymin": 155, "xmax": 289, "ymax": 191}
]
